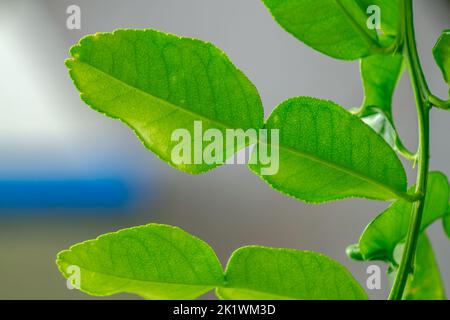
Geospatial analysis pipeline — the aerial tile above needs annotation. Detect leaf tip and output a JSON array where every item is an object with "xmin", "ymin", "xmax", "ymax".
[{"xmin": 346, "ymin": 244, "xmax": 364, "ymax": 261}]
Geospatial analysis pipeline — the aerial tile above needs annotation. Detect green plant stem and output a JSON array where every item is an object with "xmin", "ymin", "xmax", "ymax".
[
  {"xmin": 395, "ymin": 138, "xmax": 417, "ymax": 162},
  {"xmin": 388, "ymin": 0, "xmax": 431, "ymax": 300},
  {"xmin": 429, "ymin": 95, "xmax": 450, "ymax": 110}
]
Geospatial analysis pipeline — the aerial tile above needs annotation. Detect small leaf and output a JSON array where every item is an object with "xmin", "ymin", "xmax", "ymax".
[
  {"xmin": 349, "ymin": 172, "xmax": 449, "ymax": 262},
  {"xmin": 56, "ymin": 224, "xmax": 224, "ymax": 300},
  {"xmin": 390, "ymin": 234, "xmax": 446, "ymax": 300},
  {"xmin": 249, "ymin": 97, "xmax": 408, "ymax": 203},
  {"xmin": 360, "ymin": 53, "xmax": 404, "ymax": 114},
  {"xmin": 433, "ymin": 30, "xmax": 450, "ymax": 94},
  {"xmin": 442, "ymin": 203, "xmax": 450, "ymax": 239},
  {"xmin": 261, "ymin": 0, "xmax": 383, "ymax": 60},
  {"xmin": 217, "ymin": 246, "xmax": 368, "ymax": 300},
  {"xmin": 66, "ymin": 29, "xmax": 264, "ymax": 174},
  {"xmin": 357, "ymin": 53, "xmax": 406, "ymax": 151},
  {"xmin": 346, "ymin": 244, "xmax": 364, "ymax": 261}
]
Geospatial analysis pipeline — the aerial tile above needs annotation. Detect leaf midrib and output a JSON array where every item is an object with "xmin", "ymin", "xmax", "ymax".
[
  {"xmin": 71, "ymin": 59, "xmax": 249, "ymax": 132},
  {"xmin": 59, "ymin": 259, "xmax": 223, "ymax": 288},
  {"xmin": 61, "ymin": 259, "xmax": 310, "ymax": 299},
  {"xmin": 333, "ymin": 0, "xmax": 380, "ymax": 51},
  {"xmin": 262, "ymin": 141, "xmax": 409, "ymax": 201},
  {"xmin": 65, "ymin": 261, "xmax": 328, "ymax": 299}
]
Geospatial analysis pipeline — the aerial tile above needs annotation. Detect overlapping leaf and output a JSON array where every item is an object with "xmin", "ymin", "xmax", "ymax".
[
  {"xmin": 217, "ymin": 246, "xmax": 367, "ymax": 300},
  {"xmin": 396, "ymin": 234, "xmax": 446, "ymax": 300},
  {"xmin": 249, "ymin": 97, "xmax": 409, "ymax": 203},
  {"xmin": 356, "ymin": 53, "xmax": 405, "ymax": 150},
  {"xmin": 66, "ymin": 29, "xmax": 264, "ymax": 174},
  {"xmin": 433, "ymin": 30, "xmax": 450, "ymax": 95},
  {"xmin": 443, "ymin": 204, "xmax": 450, "ymax": 238},
  {"xmin": 261, "ymin": 0, "xmax": 403, "ymax": 60},
  {"xmin": 348, "ymin": 172, "xmax": 449, "ymax": 263},
  {"xmin": 57, "ymin": 224, "xmax": 367, "ymax": 300}
]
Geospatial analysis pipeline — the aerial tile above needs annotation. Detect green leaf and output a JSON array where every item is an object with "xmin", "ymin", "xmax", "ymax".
[
  {"xmin": 390, "ymin": 234, "xmax": 446, "ymax": 300},
  {"xmin": 349, "ymin": 172, "xmax": 449, "ymax": 262},
  {"xmin": 56, "ymin": 224, "xmax": 224, "ymax": 300},
  {"xmin": 404, "ymin": 234, "xmax": 446, "ymax": 300},
  {"xmin": 443, "ymin": 203, "xmax": 450, "ymax": 239},
  {"xmin": 57, "ymin": 224, "xmax": 367, "ymax": 300},
  {"xmin": 358, "ymin": 0, "xmax": 401, "ymax": 36},
  {"xmin": 360, "ymin": 53, "xmax": 404, "ymax": 114},
  {"xmin": 249, "ymin": 97, "xmax": 409, "ymax": 203},
  {"xmin": 66, "ymin": 29, "xmax": 264, "ymax": 174},
  {"xmin": 359, "ymin": 111, "xmax": 398, "ymax": 150},
  {"xmin": 261, "ymin": 0, "xmax": 382, "ymax": 60},
  {"xmin": 433, "ymin": 30, "xmax": 450, "ymax": 94},
  {"xmin": 357, "ymin": 53, "xmax": 406, "ymax": 151},
  {"xmin": 217, "ymin": 246, "xmax": 368, "ymax": 300}
]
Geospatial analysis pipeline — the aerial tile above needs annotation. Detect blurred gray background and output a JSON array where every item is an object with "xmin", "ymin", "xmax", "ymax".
[{"xmin": 0, "ymin": 0, "xmax": 449, "ymax": 300}]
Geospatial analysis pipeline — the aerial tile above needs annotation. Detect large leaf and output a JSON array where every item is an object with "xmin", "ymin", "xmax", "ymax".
[
  {"xmin": 66, "ymin": 29, "xmax": 264, "ymax": 174},
  {"xmin": 358, "ymin": 0, "xmax": 401, "ymax": 36},
  {"xmin": 357, "ymin": 53, "xmax": 406, "ymax": 151},
  {"xmin": 56, "ymin": 224, "xmax": 224, "ymax": 299},
  {"xmin": 261, "ymin": 0, "xmax": 383, "ymax": 60},
  {"xmin": 433, "ymin": 30, "xmax": 450, "ymax": 95},
  {"xmin": 57, "ymin": 224, "xmax": 367, "ymax": 300},
  {"xmin": 348, "ymin": 172, "xmax": 449, "ymax": 262},
  {"xmin": 401, "ymin": 234, "xmax": 446, "ymax": 300},
  {"xmin": 249, "ymin": 97, "xmax": 409, "ymax": 203},
  {"xmin": 217, "ymin": 246, "xmax": 368, "ymax": 300}
]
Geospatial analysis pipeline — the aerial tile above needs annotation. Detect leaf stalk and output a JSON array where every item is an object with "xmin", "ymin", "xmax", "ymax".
[{"xmin": 429, "ymin": 95, "xmax": 450, "ymax": 110}]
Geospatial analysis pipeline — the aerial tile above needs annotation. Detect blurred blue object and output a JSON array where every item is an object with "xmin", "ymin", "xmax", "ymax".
[
  {"xmin": 0, "ymin": 178, "xmax": 132, "ymax": 209},
  {"xmin": 0, "ymin": 3, "xmax": 159, "ymax": 214}
]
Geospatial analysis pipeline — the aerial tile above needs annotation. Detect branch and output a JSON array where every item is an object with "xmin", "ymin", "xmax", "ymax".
[{"xmin": 429, "ymin": 95, "xmax": 450, "ymax": 110}]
